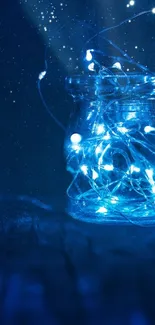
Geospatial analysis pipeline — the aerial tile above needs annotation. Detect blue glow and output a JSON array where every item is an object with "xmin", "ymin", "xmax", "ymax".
[
  {"xmin": 65, "ymin": 9, "xmax": 155, "ymax": 226},
  {"xmin": 36, "ymin": 7, "xmax": 155, "ymax": 226},
  {"xmin": 65, "ymin": 74, "xmax": 155, "ymax": 225}
]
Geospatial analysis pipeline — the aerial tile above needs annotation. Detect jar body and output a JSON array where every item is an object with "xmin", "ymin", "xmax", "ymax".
[{"xmin": 65, "ymin": 76, "xmax": 155, "ymax": 224}]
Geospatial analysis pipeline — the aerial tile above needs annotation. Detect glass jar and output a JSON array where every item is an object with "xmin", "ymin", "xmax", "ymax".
[{"xmin": 65, "ymin": 73, "xmax": 155, "ymax": 225}]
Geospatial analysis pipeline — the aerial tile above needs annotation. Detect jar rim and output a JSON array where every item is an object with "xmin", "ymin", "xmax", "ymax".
[{"xmin": 66, "ymin": 73, "xmax": 155, "ymax": 101}]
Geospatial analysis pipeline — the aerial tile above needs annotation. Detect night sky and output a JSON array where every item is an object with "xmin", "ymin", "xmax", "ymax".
[{"xmin": 0, "ymin": 0, "xmax": 155, "ymax": 209}]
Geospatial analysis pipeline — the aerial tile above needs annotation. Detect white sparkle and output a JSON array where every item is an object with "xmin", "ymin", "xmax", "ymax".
[
  {"xmin": 38, "ymin": 70, "xmax": 46, "ymax": 80},
  {"xmin": 112, "ymin": 62, "xmax": 122, "ymax": 70},
  {"xmin": 86, "ymin": 50, "xmax": 93, "ymax": 62},
  {"xmin": 92, "ymin": 170, "xmax": 99, "ymax": 180},
  {"xmin": 96, "ymin": 207, "xmax": 108, "ymax": 213},
  {"xmin": 70, "ymin": 133, "xmax": 82, "ymax": 144},
  {"xmin": 80, "ymin": 165, "xmax": 88, "ymax": 175},
  {"xmin": 144, "ymin": 126, "xmax": 155, "ymax": 133},
  {"xmin": 88, "ymin": 62, "xmax": 95, "ymax": 71},
  {"xmin": 103, "ymin": 164, "xmax": 114, "ymax": 171}
]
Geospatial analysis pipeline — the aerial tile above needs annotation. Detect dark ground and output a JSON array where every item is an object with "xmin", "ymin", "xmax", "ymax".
[{"xmin": 0, "ymin": 198, "xmax": 154, "ymax": 324}]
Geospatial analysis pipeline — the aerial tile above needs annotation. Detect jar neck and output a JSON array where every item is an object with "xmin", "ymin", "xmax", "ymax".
[
  {"xmin": 108, "ymin": 99, "xmax": 154, "ymax": 112},
  {"xmin": 85, "ymin": 99, "xmax": 155, "ymax": 121}
]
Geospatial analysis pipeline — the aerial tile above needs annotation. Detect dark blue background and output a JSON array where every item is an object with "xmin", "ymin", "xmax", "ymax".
[
  {"xmin": 0, "ymin": 0, "xmax": 154, "ymax": 204},
  {"xmin": 0, "ymin": 0, "xmax": 155, "ymax": 324}
]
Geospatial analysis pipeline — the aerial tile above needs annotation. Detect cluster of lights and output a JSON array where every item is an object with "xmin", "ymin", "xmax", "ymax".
[
  {"xmin": 67, "ymin": 97, "xmax": 155, "ymax": 224},
  {"xmin": 37, "ymin": 4, "xmax": 155, "ymax": 224},
  {"xmin": 127, "ymin": 1, "xmax": 135, "ymax": 8},
  {"xmin": 65, "ymin": 8, "xmax": 155, "ymax": 224}
]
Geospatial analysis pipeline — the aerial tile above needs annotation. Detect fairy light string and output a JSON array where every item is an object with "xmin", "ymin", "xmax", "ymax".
[{"xmin": 65, "ymin": 8, "xmax": 155, "ymax": 225}]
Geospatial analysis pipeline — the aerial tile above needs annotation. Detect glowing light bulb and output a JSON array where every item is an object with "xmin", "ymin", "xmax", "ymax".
[
  {"xmin": 126, "ymin": 165, "xmax": 140, "ymax": 174},
  {"xmin": 145, "ymin": 168, "xmax": 153, "ymax": 179},
  {"xmin": 86, "ymin": 49, "xmax": 93, "ymax": 61},
  {"xmin": 152, "ymin": 185, "xmax": 155, "ymax": 193},
  {"xmin": 103, "ymin": 164, "xmax": 114, "ymax": 171},
  {"xmin": 130, "ymin": 165, "xmax": 140, "ymax": 173},
  {"xmin": 80, "ymin": 165, "xmax": 88, "ymax": 175},
  {"xmin": 145, "ymin": 168, "xmax": 154, "ymax": 185},
  {"xmin": 95, "ymin": 145, "xmax": 102, "ymax": 155},
  {"xmin": 112, "ymin": 62, "xmax": 122, "ymax": 70},
  {"xmin": 70, "ymin": 133, "xmax": 82, "ymax": 143},
  {"xmin": 111, "ymin": 196, "xmax": 119, "ymax": 204},
  {"xmin": 152, "ymin": 8, "xmax": 155, "ymax": 14},
  {"xmin": 144, "ymin": 126, "xmax": 155, "ymax": 133},
  {"xmin": 103, "ymin": 132, "xmax": 111, "ymax": 140},
  {"xmin": 117, "ymin": 126, "xmax": 128, "ymax": 134},
  {"xmin": 129, "ymin": 0, "xmax": 135, "ymax": 6},
  {"xmin": 38, "ymin": 70, "xmax": 46, "ymax": 80},
  {"xmin": 96, "ymin": 124, "xmax": 105, "ymax": 135},
  {"xmin": 88, "ymin": 62, "xmax": 95, "ymax": 71},
  {"xmin": 92, "ymin": 170, "xmax": 98, "ymax": 180},
  {"xmin": 96, "ymin": 207, "xmax": 108, "ymax": 213}
]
